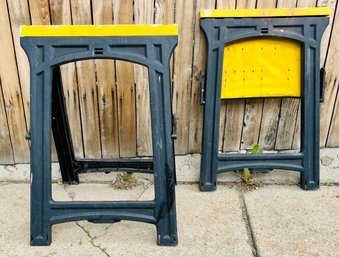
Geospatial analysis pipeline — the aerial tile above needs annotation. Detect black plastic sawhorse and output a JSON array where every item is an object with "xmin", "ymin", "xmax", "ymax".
[
  {"xmin": 199, "ymin": 8, "xmax": 329, "ymax": 191},
  {"xmin": 20, "ymin": 25, "xmax": 178, "ymax": 246}
]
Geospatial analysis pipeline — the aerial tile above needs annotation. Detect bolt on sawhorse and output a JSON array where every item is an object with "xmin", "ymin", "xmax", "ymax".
[
  {"xmin": 20, "ymin": 24, "xmax": 178, "ymax": 246},
  {"xmin": 199, "ymin": 8, "xmax": 330, "ymax": 191}
]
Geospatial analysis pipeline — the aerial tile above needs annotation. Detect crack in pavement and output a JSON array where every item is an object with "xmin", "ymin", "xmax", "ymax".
[
  {"xmin": 62, "ymin": 185, "xmax": 112, "ymax": 254},
  {"xmin": 239, "ymin": 194, "xmax": 260, "ymax": 257},
  {"xmin": 137, "ymin": 180, "xmax": 154, "ymax": 200},
  {"xmin": 60, "ymin": 181, "xmax": 154, "ymax": 256},
  {"xmin": 76, "ymin": 222, "xmax": 110, "ymax": 257}
]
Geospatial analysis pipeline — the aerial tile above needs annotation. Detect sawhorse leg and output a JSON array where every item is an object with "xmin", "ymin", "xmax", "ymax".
[{"xmin": 30, "ymin": 68, "xmax": 52, "ymax": 245}]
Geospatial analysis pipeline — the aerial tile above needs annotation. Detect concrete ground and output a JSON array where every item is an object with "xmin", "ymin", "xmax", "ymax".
[
  {"xmin": 0, "ymin": 150, "xmax": 338, "ymax": 257},
  {"xmin": 0, "ymin": 177, "xmax": 338, "ymax": 257}
]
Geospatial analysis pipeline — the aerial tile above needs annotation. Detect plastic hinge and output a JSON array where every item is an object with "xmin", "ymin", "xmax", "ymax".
[
  {"xmin": 171, "ymin": 114, "xmax": 178, "ymax": 140},
  {"xmin": 199, "ymin": 71, "xmax": 206, "ymax": 105},
  {"xmin": 320, "ymin": 67, "xmax": 326, "ymax": 102}
]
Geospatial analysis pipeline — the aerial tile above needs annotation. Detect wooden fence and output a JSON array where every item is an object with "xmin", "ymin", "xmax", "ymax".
[{"xmin": 0, "ymin": 0, "xmax": 338, "ymax": 164}]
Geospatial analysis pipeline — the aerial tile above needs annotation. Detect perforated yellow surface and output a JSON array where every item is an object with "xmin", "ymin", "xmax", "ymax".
[
  {"xmin": 221, "ymin": 38, "xmax": 301, "ymax": 99},
  {"xmin": 20, "ymin": 24, "xmax": 178, "ymax": 37}
]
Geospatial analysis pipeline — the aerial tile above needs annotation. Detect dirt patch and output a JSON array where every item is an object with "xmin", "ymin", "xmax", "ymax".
[{"xmin": 111, "ymin": 173, "xmax": 140, "ymax": 190}]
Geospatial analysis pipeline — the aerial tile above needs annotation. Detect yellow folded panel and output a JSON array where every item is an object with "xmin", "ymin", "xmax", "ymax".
[
  {"xmin": 221, "ymin": 38, "xmax": 301, "ymax": 99},
  {"xmin": 200, "ymin": 7, "xmax": 330, "ymax": 18},
  {"xmin": 20, "ymin": 24, "xmax": 178, "ymax": 37}
]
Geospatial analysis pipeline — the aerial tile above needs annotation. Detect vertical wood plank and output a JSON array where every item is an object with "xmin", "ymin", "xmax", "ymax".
[
  {"xmin": 318, "ymin": 0, "xmax": 337, "ymax": 67},
  {"xmin": 155, "ymin": 0, "xmax": 175, "ymax": 24},
  {"xmin": 269, "ymin": 0, "xmax": 298, "ymax": 150},
  {"xmin": 284, "ymin": 0, "xmax": 317, "ymax": 150},
  {"xmin": 222, "ymin": 0, "xmax": 256, "ymax": 151},
  {"xmin": 188, "ymin": 0, "xmax": 216, "ymax": 153},
  {"xmin": 319, "ymin": 0, "xmax": 339, "ymax": 146},
  {"xmin": 154, "ymin": 0, "xmax": 175, "ymax": 95},
  {"xmin": 49, "ymin": 0, "xmax": 84, "ymax": 158},
  {"xmin": 70, "ymin": 0, "xmax": 101, "ymax": 158},
  {"xmin": 113, "ymin": 0, "xmax": 136, "ymax": 157},
  {"xmin": 240, "ymin": 0, "xmax": 276, "ymax": 150},
  {"xmin": 323, "ymin": 2, "xmax": 339, "ymax": 146},
  {"xmin": 258, "ymin": 98, "xmax": 281, "ymax": 149},
  {"xmin": 236, "ymin": 0, "xmax": 256, "ymax": 8},
  {"xmin": 92, "ymin": 0, "xmax": 119, "ymax": 158},
  {"xmin": 0, "ymin": 79, "xmax": 14, "ymax": 164},
  {"xmin": 0, "ymin": 0, "xmax": 29, "ymax": 163},
  {"xmin": 216, "ymin": 0, "xmax": 236, "ymax": 8},
  {"xmin": 6, "ymin": 0, "xmax": 31, "ymax": 126},
  {"xmin": 172, "ymin": 0, "xmax": 195, "ymax": 154},
  {"xmin": 29, "ymin": 0, "xmax": 60, "ymax": 161},
  {"xmin": 216, "ymin": 0, "xmax": 238, "ymax": 152},
  {"xmin": 258, "ymin": 0, "xmax": 281, "ymax": 150},
  {"xmin": 134, "ymin": 0, "xmax": 154, "ymax": 156}
]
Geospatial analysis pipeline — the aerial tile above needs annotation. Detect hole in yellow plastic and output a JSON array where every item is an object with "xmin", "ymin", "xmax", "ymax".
[{"xmin": 221, "ymin": 38, "xmax": 301, "ymax": 99}]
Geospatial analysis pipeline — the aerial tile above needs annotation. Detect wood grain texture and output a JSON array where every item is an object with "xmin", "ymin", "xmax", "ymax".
[
  {"xmin": 172, "ymin": 0, "xmax": 195, "ymax": 154},
  {"xmin": 239, "ymin": 0, "xmax": 276, "ymax": 150},
  {"xmin": 0, "ymin": 0, "xmax": 338, "ymax": 164},
  {"xmin": 216, "ymin": 0, "xmax": 236, "ymax": 8},
  {"xmin": 221, "ymin": 0, "xmax": 249, "ymax": 152},
  {"xmin": 223, "ymin": 99, "xmax": 245, "ymax": 151},
  {"xmin": 70, "ymin": 0, "xmax": 101, "ymax": 158},
  {"xmin": 287, "ymin": 0, "xmax": 317, "ymax": 150},
  {"xmin": 258, "ymin": 98, "xmax": 281, "ymax": 149},
  {"xmin": 154, "ymin": 0, "xmax": 175, "ymax": 97},
  {"xmin": 318, "ymin": 0, "xmax": 337, "ymax": 67},
  {"xmin": 241, "ymin": 99, "xmax": 263, "ymax": 149},
  {"xmin": 255, "ymin": 1, "xmax": 281, "ymax": 150},
  {"xmin": 6, "ymin": 0, "xmax": 31, "ymax": 126},
  {"xmin": 0, "ymin": 79, "xmax": 14, "ymax": 164},
  {"xmin": 134, "ymin": 0, "xmax": 154, "ymax": 156},
  {"xmin": 236, "ymin": 0, "xmax": 256, "ymax": 8},
  {"xmin": 113, "ymin": 0, "xmax": 136, "ymax": 157},
  {"xmin": 50, "ymin": 0, "xmax": 84, "ymax": 158},
  {"xmin": 216, "ymin": 0, "xmax": 238, "ymax": 152},
  {"xmin": 188, "ymin": 0, "xmax": 216, "ymax": 153},
  {"xmin": 323, "ymin": 2, "xmax": 339, "ymax": 146},
  {"xmin": 320, "ymin": 0, "xmax": 339, "ymax": 147},
  {"xmin": 28, "ymin": 0, "xmax": 60, "ymax": 161},
  {"xmin": 0, "ymin": 0, "xmax": 29, "ymax": 163},
  {"xmin": 92, "ymin": 0, "xmax": 119, "ymax": 158}
]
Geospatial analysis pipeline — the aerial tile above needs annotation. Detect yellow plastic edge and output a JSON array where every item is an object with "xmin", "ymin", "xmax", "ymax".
[
  {"xmin": 20, "ymin": 24, "xmax": 178, "ymax": 37},
  {"xmin": 200, "ymin": 7, "xmax": 330, "ymax": 18}
]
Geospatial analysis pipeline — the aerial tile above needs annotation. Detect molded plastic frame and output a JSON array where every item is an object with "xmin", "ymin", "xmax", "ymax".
[
  {"xmin": 21, "ymin": 35, "xmax": 178, "ymax": 246},
  {"xmin": 199, "ymin": 16, "xmax": 329, "ymax": 191}
]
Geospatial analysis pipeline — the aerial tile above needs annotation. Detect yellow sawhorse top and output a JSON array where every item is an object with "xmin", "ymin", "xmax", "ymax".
[
  {"xmin": 200, "ymin": 7, "xmax": 330, "ymax": 99},
  {"xmin": 200, "ymin": 7, "xmax": 330, "ymax": 18},
  {"xmin": 20, "ymin": 24, "xmax": 178, "ymax": 37}
]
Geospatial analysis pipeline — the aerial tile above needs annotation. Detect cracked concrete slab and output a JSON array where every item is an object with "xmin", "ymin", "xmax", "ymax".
[
  {"xmin": 0, "ymin": 184, "xmax": 106, "ymax": 257},
  {"xmin": 243, "ymin": 185, "xmax": 339, "ymax": 257},
  {"xmin": 1, "ymin": 183, "xmax": 253, "ymax": 257},
  {"xmin": 93, "ymin": 185, "xmax": 253, "ymax": 257}
]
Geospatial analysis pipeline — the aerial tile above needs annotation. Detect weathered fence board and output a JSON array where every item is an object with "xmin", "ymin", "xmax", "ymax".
[
  {"xmin": 0, "ymin": 0, "xmax": 29, "ymax": 163},
  {"xmin": 113, "ymin": 0, "xmax": 137, "ymax": 158},
  {"xmin": 0, "ymin": 0, "xmax": 338, "ymax": 164},
  {"xmin": 188, "ymin": 0, "xmax": 216, "ymax": 154},
  {"xmin": 50, "ymin": 0, "xmax": 84, "ymax": 158},
  {"xmin": 92, "ymin": 0, "xmax": 120, "ymax": 158}
]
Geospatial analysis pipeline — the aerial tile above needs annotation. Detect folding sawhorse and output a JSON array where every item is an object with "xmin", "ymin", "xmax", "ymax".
[
  {"xmin": 20, "ymin": 25, "xmax": 178, "ymax": 246},
  {"xmin": 199, "ymin": 8, "xmax": 330, "ymax": 191}
]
